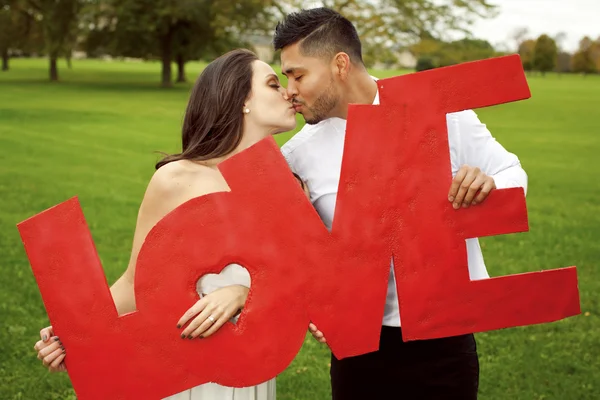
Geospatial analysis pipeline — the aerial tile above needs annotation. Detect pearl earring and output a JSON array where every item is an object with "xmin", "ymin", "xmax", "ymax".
[{"xmin": 243, "ymin": 108, "xmax": 250, "ymax": 114}]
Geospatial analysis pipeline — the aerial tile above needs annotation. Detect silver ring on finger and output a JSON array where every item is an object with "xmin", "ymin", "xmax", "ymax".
[{"xmin": 207, "ymin": 315, "xmax": 215, "ymax": 323}]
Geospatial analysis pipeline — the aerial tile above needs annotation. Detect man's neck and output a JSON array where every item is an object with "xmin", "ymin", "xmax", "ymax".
[{"xmin": 337, "ymin": 69, "xmax": 378, "ymax": 120}]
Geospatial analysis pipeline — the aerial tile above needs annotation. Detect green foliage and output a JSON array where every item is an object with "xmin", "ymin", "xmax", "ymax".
[
  {"xmin": 9, "ymin": 0, "xmax": 84, "ymax": 80},
  {"xmin": 77, "ymin": 0, "xmax": 117, "ymax": 58},
  {"xmin": 362, "ymin": 43, "xmax": 398, "ymax": 68},
  {"xmin": 0, "ymin": 2, "xmax": 14, "ymax": 70},
  {"xmin": 416, "ymin": 56, "xmax": 434, "ymax": 71},
  {"xmin": 0, "ymin": 0, "xmax": 43, "ymax": 69},
  {"xmin": 440, "ymin": 38, "xmax": 496, "ymax": 66},
  {"xmin": 571, "ymin": 37, "xmax": 599, "ymax": 74},
  {"xmin": 571, "ymin": 50, "xmax": 597, "ymax": 74},
  {"xmin": 533, "ymin": 34, "xmax": 557, "ymax": 75},
  {"xmin": 518, "ymin": 39, "xmax": 536, "ymax": 71},
  {"xmin": 410, "ymin": 37, "xmax": 496, "ymax": 69},
  {"xmin": 283, "ymin": 0, "xmax": 498, "ymax": 69},
  {"xmin": 107, "ymin": 0, "xmax": 276, "ymax": 86}
]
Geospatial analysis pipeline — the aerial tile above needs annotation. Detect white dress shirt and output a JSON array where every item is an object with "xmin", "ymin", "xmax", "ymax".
[{"xmin": 281, "ymin": 90, "xmax": 528, "ymax": 327}]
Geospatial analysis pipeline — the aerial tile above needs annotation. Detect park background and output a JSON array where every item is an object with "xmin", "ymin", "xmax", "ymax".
[{"xmin": 1, "ymin": 0, "xmax": 598, "ymax": 399}]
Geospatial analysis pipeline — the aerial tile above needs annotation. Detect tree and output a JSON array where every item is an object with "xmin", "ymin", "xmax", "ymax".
[
  {"xmin": 276, "ymin": 0, "xmax": 498, "ymax": 68},
  {"xmin": 442, "ymin": 38, "xmax": 496, "ymax": 65},
  {"xmin": 112, "ymin": 0, "xmax": 187, "ymax": 87},
  {"xmin": 571, "ymin": 36, "xmax": 597, "ymax": 75},
  {"xmin": 408, "ymin": 35, "xmax": 497, "ymax": 70},
  {"xmin": 518, "ymin": 39, "xmax": 535, "ymax": 71},
  {"xmin": 0, "ymin": 0, "xmax": 17, "ymax": 70},
  {"xmin": 533, "ymin": 34, "xmax": 557, "ymax": 75},
  {"xmin": 415, "ymin": 56, "xmax": 434, "ymax": 71},
  {"xmin": 409, "ymin": 34, "xmax": 443, "ymax": 64},
  {"xmin": 571, "ymin": 50, "xmax": 596, "ymax": 74},
  {"xmin": 112, "ymin": 0, "xmax": 274, "ymax": 88},
  {"xmin": 21, "ymin": 0, "xmax": 83, "ymax": 81},
  {"xmin": 592, "ymin": 37, "xmax": 600, "ymax": 72},
  {"xmin": 374, "ymin": 0, "xmax": 498, "ymax": 40},
  {"xmin": 0, "ymin": 0, "xmax": 37, "ymax": 71},
  {"xmin": 77, "ymin": 0, "xmax": 116, "ymax": 58}
]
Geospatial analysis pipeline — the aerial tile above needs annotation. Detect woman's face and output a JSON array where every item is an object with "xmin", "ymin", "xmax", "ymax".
[{"xmin": 244, "ymin": 60, "xmax": 297, "ymax": 135}]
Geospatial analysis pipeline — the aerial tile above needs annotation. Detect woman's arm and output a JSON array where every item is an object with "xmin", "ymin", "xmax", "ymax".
[
  {"xmin": 109, "ymin": 162, "xmax": 205, "ymax": 314},
  {"xmin": 34, "ymin": 161, "xmax": 218, "ymax": 370}
]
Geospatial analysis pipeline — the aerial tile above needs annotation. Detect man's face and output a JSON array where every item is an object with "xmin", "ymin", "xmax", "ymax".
[{"xmin": 281, "ymin": 43, "xmax": 340, "ymax": 125}]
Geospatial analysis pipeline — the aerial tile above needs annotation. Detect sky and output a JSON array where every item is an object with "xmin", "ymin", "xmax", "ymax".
[{"xmin": 469, "ymin": 0, "xmax": 600, "ymax": 52}]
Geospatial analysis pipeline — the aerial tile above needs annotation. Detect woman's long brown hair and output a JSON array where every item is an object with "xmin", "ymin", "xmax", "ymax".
[{"xmin": 156, "ymin": 49, "xmax": 258, "ymax": 169}]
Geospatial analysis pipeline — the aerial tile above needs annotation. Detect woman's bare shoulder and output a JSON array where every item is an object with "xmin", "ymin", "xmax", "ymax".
[{"xmin": 148, "ymin": 160, "xmax": 227, "ymax": 199}]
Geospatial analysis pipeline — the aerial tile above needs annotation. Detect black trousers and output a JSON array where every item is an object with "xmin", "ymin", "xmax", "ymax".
[{"xmin": 330, "ymin": 327, "xmax": 479, "ymax": 400}]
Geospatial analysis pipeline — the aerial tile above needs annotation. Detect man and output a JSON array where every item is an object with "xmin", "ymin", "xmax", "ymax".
[{"xmin": 273, "ymin": 7, "xmax": 528, "ymax": 400}]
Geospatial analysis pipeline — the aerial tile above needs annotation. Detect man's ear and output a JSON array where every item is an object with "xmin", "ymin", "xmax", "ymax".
[{"xmin": 332, "ymin": 52, "xmax": 351, "ymax": 81}]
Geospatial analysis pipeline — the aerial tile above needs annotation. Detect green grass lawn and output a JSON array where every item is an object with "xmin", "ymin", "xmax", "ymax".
[{"xmin": 0, "ymin": 58, "xmax": 598, "ymax": 400}]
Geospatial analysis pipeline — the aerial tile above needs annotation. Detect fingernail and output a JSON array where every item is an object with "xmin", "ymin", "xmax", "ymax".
[
  {"xmin": 463, "ymin": 203, "xmax": 468, "ymax": 208},
  {"xmin": 181, "ymin": 334, "xmax": 186, "ymax": 339},
  {"xmin": 453, "ymin": 203, "xmax": 459, "ymax": 209},
  {"xmin": 472, "ymin": 201, "xmax": 478, "ymax": 205},
  {"xmin": 187, "ymin": 335, "xmax": 193, "ymax": 339},
  {"xmin": 42, "ymin": 335, "xmax": 47, "ymax": 341},
  {"xmin": 448, "ymin": 196, "xmax": 454, "ymax": 202},
  {"xmin": 53, "ymin": 337, "xmax": 60, "ymax": 342},
  {"xmin": 176, "ymin": 324, "xmax": 181, "ymax": 329}
]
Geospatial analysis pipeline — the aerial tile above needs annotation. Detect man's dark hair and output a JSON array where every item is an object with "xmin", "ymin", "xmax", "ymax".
[{"xmin": 273, "ymin": 7, "xmax": 363, "ymax": 65}]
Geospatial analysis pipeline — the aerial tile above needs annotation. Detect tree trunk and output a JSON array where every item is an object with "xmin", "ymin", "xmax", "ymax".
[
  {"xmin": 1, "ymin": 49, "xmax": 8, "ymax": 71},
  {"xmin": 49, "ymin": 55, "xmax": 59, "ymax": 81},
  {"xmin": 176, "ymin": 53, "xmax": 186, "ymax": 83},
  {"xmin": 160, "ymin": 32, "xmax": 173, "ymax": 88}
]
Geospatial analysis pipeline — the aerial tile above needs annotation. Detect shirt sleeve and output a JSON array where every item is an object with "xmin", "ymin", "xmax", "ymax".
[
  {"xmin": 195, "ymin": 264, "xmax": 250, "ymax": 323},
  {"xmin": 452, "ymin": 110, "xmax": 528, "ymax": 195},
  {"xmin": 196, "ymin": 264, "xmax": 251, "ymax": 295},
  {"xmin": 280, "ymin": 144, "xmax": 297, "ymax": 173}
]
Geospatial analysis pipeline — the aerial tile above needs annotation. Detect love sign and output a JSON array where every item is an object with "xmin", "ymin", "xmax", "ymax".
[{"xmin": 18, "ymin": 55, "xmax": 580, "ymax": 399}]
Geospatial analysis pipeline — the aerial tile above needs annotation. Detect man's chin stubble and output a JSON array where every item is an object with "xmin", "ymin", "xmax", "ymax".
[{"xmin": 304, "ymin": 113, "xmax": 323, "ymax": 125}]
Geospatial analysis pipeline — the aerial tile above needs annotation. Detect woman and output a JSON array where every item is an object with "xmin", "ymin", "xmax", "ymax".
[{"xmin": 33, "ymin": 49, "xmax": 300, "ymax": 399}]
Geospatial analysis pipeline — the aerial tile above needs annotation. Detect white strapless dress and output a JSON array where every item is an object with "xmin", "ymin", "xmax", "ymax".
[{"xmin": 163, "ymin": 264, "xmax": 276, "ymax": 400}]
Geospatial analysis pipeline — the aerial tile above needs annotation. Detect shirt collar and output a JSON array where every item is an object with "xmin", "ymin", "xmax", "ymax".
[{"xmin": 371, "ymin": 76, "xmax": 380, "ymax": 105}]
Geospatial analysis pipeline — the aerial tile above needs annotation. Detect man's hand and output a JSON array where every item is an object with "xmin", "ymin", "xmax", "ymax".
[
  {"xmin": 448, "ymin": 165, "xmax": 496, "ymax": 209},
  {"xmin": 308, "ymin": 323, "xmax": 327, "ymax": 344}
]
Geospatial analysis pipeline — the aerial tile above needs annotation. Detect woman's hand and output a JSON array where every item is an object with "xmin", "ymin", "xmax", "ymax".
[
  {"xmin": 34, "ymin": 326, "xmax": 66, "ymax": 373},
  {"xmin": 177, "ymin": 285, "xmax": 249, "ymax": 339}
]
